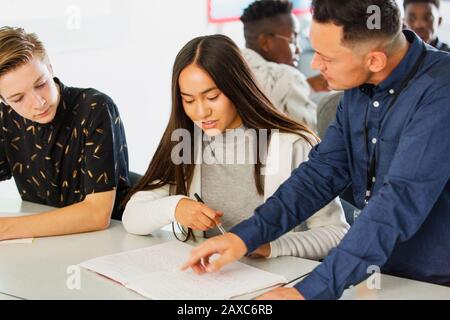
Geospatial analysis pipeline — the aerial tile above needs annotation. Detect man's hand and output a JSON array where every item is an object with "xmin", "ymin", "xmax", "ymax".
[
  {"xmin": 181, "ymin": 233, "xmax": 247, "ymax": 274},
  {"xmin": 256, "ymin": 287, "xmax": 305, "ymax": 300}
]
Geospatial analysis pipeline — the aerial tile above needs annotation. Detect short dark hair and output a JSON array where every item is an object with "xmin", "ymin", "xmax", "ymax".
[
  {"xmin": 403, "ymin": 0, "xmax": 440, "ymax": 10},
  {"xmin": 311, "ymin": 0, "xmax": 402, "ymax": 45},
  {"xmin": 240, "ymin": 0, "xmax": 293, "ymax": 23},
  {"xmin": 241, "ymin": 1, "xmax": 294, "ymax": 46}
]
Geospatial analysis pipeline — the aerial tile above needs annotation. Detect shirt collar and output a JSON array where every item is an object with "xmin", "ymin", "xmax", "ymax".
[
  {"xmin": 359, "ymin": 30, "xmax": 425, "ymax": 95},
  {"xmin": 241, "ymin": 48, "xmax": 268, "ymax": 67}
]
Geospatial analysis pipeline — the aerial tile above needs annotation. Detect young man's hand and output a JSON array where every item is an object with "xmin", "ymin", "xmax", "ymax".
[{"xmin": 181, "ymin": 233, "xmax": 247, "ymax": 274}]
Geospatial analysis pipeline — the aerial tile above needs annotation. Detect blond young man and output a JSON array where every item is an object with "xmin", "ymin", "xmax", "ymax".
[{"xmin": 0, "ymin": 27, "xmax": 130, "ymax": 241}]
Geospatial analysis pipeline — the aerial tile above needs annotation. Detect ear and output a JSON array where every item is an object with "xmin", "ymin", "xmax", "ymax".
[
  {"xmin": 366, "ymin": 51, "xmax": 387, "ymax": 73},
  {"xmin": 257, "ymin": 34, "xmax": 273, "ymax": 53}
]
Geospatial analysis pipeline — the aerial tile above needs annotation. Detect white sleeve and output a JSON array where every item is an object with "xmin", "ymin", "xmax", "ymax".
[
  {"xmin": 277, "ymin": 71, "xmax": 318, "ymax": 132},
  {"xmin": 269, "ymin": 198, "xmax": 350, "ymax": 260},
  {"xmin": 122, "ymin": 185, "xmax": 188, "ymax": 235},
  {"xmin": 268, "ymin": 137, "xmax": 350, "ymax": 260}
]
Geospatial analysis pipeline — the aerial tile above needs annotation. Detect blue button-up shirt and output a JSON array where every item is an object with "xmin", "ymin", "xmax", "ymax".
[{"xmin": 231, "ymin": 30, "xmax": 450, "ymax": 299}]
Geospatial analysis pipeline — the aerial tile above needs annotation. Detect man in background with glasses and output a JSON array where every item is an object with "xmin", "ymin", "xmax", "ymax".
[{"xmin": 240, "ymin": 0, "xmax": 328, "ymax": 132}]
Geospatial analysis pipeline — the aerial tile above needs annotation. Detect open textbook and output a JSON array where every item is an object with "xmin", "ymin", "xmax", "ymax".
[{"xmin": 79, "ymin": 241, "xmax": 287, "ymax": 300}]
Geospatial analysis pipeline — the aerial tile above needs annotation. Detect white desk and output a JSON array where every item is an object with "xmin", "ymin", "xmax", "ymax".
[
  {"xmin": 0, "ymin": 292, "xmax": 20, "ymax": 300},
  {"xmin": 1, "ymin": 199, "xmax": 449, "ymax": 300},
  {"xmin": 0, "ymin": 200, "xmax": 317, "ymax": 300},
  {"xmin": 341, "ymin": 273, "xmax": 450, "ymax": 300},
  {"xmin": 0, "ymin": 198, "xmax": 55, "ymax": 216}
]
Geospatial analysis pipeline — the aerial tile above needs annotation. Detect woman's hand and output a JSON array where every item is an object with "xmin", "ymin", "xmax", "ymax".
[{"xmin": 175, "ymin": 198, "xmax": 223, "ymax": 231}]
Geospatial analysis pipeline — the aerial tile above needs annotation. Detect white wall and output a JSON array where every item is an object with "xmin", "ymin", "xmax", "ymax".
[
  {"xmin": 48, "ymin": 1, "xmax": 241, "ymax": 175},
  {"xmin": 57, "ymin": 1, "xmax": 248, "ymax": 175}
]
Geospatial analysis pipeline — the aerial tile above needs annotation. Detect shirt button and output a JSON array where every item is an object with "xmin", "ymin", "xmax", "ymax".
[
  {"xmin": 389, "ymin": 89, "xmax": 395, "ymax": 95},
  {"xmin": 373, "ymin": 101, "xmax": 380, "ymax": 108},
  {"xmin": 372, "ymin": 138, "xmax": 378, "ymax": 144}
]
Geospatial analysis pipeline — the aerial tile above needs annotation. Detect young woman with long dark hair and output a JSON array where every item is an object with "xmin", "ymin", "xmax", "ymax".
[{"xmin": 122, "ymin": 35, "xmax": 349, "ymax": 260}]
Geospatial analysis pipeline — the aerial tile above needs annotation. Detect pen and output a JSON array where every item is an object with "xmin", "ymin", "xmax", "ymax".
[{"xmin": 194, "ymin": 193, "xmax": 226, "ymax": 235}]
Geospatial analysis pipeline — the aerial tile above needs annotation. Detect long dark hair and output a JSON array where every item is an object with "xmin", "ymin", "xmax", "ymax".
[{"xmin": 123, "ymin": 34, "xmax": 317, "ymax": 226}]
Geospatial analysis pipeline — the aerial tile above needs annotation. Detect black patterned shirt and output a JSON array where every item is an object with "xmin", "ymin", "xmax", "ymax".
[{"xmin": 0, "ymin": 78, "xmax": 130, "ymax": 219}]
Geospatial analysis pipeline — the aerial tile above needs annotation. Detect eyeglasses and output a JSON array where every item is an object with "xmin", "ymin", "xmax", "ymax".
[{"xmin": 270, "ymin": 33, "xmax": 302, "ymax": 53}]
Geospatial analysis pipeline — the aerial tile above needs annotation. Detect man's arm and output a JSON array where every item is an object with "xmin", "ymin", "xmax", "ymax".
[
  {"xmin": 231, "ymin": 98, "xmax": 351, "ymax": 253},
  {"xmin": 182, "ymin": 97, "xmax": 350, "ymax": 276},
  {"xmin": 295, "ymin": 84, "xmax": 450, "ymax": 300},
  {"xmin": 0, "ymin": 190, "xmax": 115, "ymax": 240}
]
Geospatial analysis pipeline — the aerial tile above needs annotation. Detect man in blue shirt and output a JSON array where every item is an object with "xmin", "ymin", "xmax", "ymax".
[{"xmin": 182, "ymin": 0, "xmax": 450, "ymax": 299}]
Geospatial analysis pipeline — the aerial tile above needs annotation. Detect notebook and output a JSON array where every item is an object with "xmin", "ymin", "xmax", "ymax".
[{"xmin": 79, "ymin": 241, "xmax": 287, "ymax": 300}]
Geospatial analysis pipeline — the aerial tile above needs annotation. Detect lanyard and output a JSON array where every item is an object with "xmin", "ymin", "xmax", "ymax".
[{"xmin": 363, "ymin": 43, "xmax": 427, "ymax": 205}]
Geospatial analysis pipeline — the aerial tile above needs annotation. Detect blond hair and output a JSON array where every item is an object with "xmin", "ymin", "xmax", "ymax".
[{"xmin": 0, "ymin": 26, "xmax": 48, "ymax": 78}]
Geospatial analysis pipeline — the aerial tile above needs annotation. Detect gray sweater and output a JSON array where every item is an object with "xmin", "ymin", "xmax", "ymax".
[{"xmin": 201, "ymin": 127, "xmax": 264, "ymax": 236}]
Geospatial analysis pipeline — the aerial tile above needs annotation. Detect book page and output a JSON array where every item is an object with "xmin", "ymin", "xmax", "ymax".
[
  {"xmin": 79, "ymin": 241, "xmax": 287, "ymax": 300},
  {"xmin": 79, "ymin": 243, "xmax": 175, "ymax": 285},
  {"xmin": 127, "ymin": 266, "xmax": 285, "ymax": 300}
]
